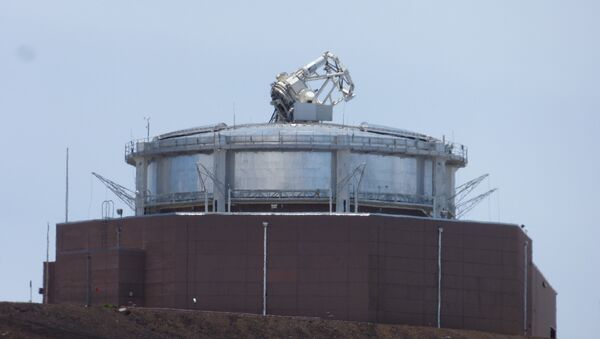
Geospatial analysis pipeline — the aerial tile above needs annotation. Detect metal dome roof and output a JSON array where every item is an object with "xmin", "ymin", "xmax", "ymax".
[{"xmin": 156, "ymin": 122, "xmax": 437, "ymax": 143}]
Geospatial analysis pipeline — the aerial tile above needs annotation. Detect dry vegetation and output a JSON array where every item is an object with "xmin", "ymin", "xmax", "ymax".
[{"xmin": 0, "ymin": 302, "xmax": 537, "ymax": 339}]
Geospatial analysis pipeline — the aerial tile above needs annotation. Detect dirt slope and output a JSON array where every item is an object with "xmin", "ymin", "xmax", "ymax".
[{"xmin": 0, "ymin": 302, "xmax": 537, "ymax": 339}]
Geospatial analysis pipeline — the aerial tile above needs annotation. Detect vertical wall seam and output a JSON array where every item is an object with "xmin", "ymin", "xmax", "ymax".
[
  {"xmin": 524, "ymin": 240, "xmax": 529, "ymax": 335},
  {"xmin": 437, "ymin": 227, "xmax": 443, "ymax": 328},
  {"xmin": 262, "ymin": 221, "xmax": 269, "ymax": 316}
]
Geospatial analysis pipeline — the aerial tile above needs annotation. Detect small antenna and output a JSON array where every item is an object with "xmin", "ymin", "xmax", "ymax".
[
  {"xmin": 29, "ymin": 280, "xmax": 32, "ymax": 303},
  {"xmin": 45, "ymin": 222, "xmax": 50, "ymax": 304},
  {"xmin": 233, "ymin": 102, "xmax": 236, "ymax": 127},
  {"xmin": 144, "ymin": 117, "xmax": 151, "ymax": 141},
  {"xmin": 65, "ymin": 147, "xmax": 69, "ymax": 223}
]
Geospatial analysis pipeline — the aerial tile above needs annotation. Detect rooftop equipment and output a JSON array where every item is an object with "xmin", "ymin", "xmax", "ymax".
[{"xmin": 269, "ymin": 51, "xmax": 355, "ymax": 123}]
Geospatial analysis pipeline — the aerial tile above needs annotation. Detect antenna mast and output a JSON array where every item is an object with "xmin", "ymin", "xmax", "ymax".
[
  {"xmin": 451, "ymin": 173, "xmax": 489, "ymax": 205},
  {"xmin": 91, "ymin": 172, "xmax": 136, "ymax": 211},
  {"xmin": 45, "ymin": 222, "xmax": 50, "ymax": 304},
  {"xmin": 455, "ymin": 189, "xmax": 498, "ymax": 219},
  {"xmin": 144, "ymin": 117, "xmax": 151, "ymax": 141},
  {"xmin": 65, "ymin": 148, "xmax": 69, "ymax": 223},
  {"xmin": 450, "ymin": 174, "xmax": 497, "ymax": 219}
]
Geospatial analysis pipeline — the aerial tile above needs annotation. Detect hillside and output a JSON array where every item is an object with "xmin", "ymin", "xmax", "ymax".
[{"xmin": 0, "ymin": 302, "xmax": 537, "ymax": 339}]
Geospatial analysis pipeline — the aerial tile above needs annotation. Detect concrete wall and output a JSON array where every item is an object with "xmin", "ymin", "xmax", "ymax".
[
  {"xmin": 47, "ymin": 214, "xmax": 555, "ymax": 337},
  {"xmin": 51, "ymin": 248, "xmax": 144, "ymax": 307},
  {"xmin": 531, "ymin": 263, "xmax": 557, "ymax": 338}
]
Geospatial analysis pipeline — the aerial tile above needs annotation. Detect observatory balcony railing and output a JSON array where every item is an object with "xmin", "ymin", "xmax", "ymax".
[
  {"xmin": 353, "ymin": 192, "xmax": 434, "ymax": 207},
  {"xmin": 145, "ymin": 191, "xmax": 214, "ymax": 206},
  {"xmin": 125, "ymin": 133, "xmax": 467, "ymax": 163},
  {"xmin": 142, "ymin": 189, "xmax": 433, "ymax": 209},
  {"xmin": 232, "ymin": 189, "xmax": 332, "ymax": 201},
  {"xmin": 445, "ymin": 142, "xmax": 468, "ymax": 162}
]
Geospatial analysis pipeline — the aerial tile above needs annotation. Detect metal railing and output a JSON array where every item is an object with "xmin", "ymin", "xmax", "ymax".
[
  {"xmin": 125, "ymin": 132, "xmax": 468, "ymax": 163},
  {"xmin": 354, "ymin": 192, "xmax": 434, "ymax": 206},
  {"xmin": 144, "ymin": 191, "xmax": 213, "ymax": 206},
  {"xmin": 143, "ymin": 189, "xmax": 433, "ymax": 208},
  {"xmin": 232, "ymin": 189, "xmax": 332, "ymax": 200},
  {"xmin": 445, "ymin": 142, "xmax": 468, "ymax": 162}
]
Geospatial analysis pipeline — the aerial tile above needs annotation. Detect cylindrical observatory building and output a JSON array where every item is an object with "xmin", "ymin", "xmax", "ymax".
[{"xmin": 126, "ymin": 122, "xmax": 467, "ymax": 218}]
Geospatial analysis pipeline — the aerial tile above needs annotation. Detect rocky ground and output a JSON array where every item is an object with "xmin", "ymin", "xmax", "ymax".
[{"xmin": 0, "ymin": 302, "xmax": 539, "ymax": 339}]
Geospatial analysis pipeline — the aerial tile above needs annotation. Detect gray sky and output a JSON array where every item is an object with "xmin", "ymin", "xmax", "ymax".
[{"xmin": 1, "ymin": 1, "xmax": 598, "ymax": 337}]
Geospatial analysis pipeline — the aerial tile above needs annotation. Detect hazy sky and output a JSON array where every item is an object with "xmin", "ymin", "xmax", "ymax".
[{"xmin": 1, "ymin": 1, "xmax": 598, "ymax": 337}]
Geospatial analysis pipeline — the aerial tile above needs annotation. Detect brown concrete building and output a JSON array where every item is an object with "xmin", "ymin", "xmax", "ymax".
[{"xmin": 44, "ymin": 213, "xmax": 556, "ymax": 338}]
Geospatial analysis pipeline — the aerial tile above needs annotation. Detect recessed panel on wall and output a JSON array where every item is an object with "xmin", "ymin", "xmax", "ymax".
[
  {"xmin": 233, "ymin": 151, "xmax": 332, "ymax": 191},
  {"xmin": 147, "ymin": 154, "xmax": 214, "ymax": 195}
]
